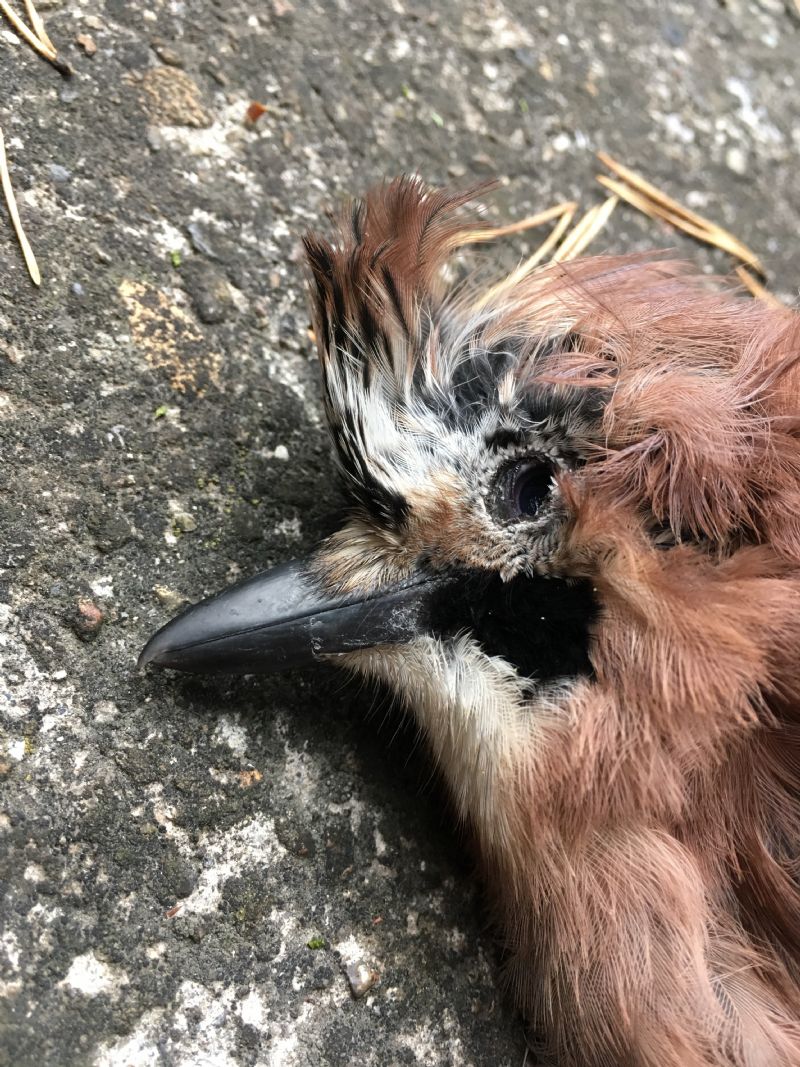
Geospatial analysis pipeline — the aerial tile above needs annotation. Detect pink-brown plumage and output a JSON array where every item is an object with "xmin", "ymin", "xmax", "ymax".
[{"xmin": 304, "ymin": 178, "xmax": 800, "ymax": 1065}]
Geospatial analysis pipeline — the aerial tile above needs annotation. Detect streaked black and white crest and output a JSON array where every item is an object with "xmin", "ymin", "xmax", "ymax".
[{"xmin": 303, "ymin": 176, "xmax": 612, "ymax": 531}]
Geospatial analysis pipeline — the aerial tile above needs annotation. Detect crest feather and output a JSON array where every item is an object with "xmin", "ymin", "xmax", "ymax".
[{"xmin": 303, "ymin": 176, "xmax": 493, "ymax": 517}]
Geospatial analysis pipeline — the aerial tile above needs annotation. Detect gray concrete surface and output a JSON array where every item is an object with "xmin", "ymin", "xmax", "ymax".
[{"xmin": 1, "ymin": 1, "xmax": 798, "ymax": 1065}]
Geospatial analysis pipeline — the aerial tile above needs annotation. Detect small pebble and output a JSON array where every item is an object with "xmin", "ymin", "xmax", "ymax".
[
  {"xmin": 69, "ymin": 598, "xmax": 104, "ymax": 641},
  {"xmin": 725, "ymin": 146, "xmax": 748, "ymax": 176},
  {"xmin": 171, "ymin": 509, "xmax": 197, "ymax": 533},
  {"xmin": 75, "ymin": 33, "xmax": 97, "ymax": 56},
  {"xmin": 153, "ymin": 585, "xmax": 187, "ymax": 612},
  {"xmin": 146, "ymin": 127, "xmax": 166, "ymax": 152},
  {"xmin": 52, "ymin": 669, "xmax": 68, "ymax": 681},
  {"xmin": 49, "ymin": 164, "xmax": 72, "ymax": 183},
  {"xmin": 1, "ymin": 341, "xmax": 22, "ymax": 364},
  {"xmin": 186, "ymin": 222, "xmax": 219, "ymax": 260},
  {"xmin": 151, "ymin": 41, "xmax": 184, "ymax": 67},
  {"xmin": 345, "ymin": 961, "xmax": 379, "ymax": 999}
]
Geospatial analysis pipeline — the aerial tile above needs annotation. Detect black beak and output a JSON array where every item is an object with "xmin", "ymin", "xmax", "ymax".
[{"xmin": 138, "ymin": 559, "xmax": 451, "ymax": 674}]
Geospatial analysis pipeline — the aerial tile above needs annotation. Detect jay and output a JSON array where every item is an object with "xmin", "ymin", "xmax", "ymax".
[{"xmin": 141, "ymin": 177, "xmax": 800, "ymax": 1067}]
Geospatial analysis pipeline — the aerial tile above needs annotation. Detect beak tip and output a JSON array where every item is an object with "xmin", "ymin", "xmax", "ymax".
[
  {"xmin": 137, "ymin": 647, "xmax": 154, "ymax": 670},
  {"xmin": 137, "ymin": 632, "xmax": 172, "ymax": 671}
]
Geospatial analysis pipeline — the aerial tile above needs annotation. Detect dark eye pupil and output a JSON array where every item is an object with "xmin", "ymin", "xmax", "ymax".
[{"xmin": 512, "ymin": 462, "xmax": 551, "ymax": 516}]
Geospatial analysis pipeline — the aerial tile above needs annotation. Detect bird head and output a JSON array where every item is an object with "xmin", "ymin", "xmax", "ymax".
[
  {"xmin": 140, "ymin": 176, "xmax": 800, "ymax": 838},
  {"xmin": 138, "ymin": 180, "xmax": 603, "ymax": 697}
]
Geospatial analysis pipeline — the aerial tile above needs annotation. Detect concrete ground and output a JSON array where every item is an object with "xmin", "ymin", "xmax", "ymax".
[{"xmin": 1, "ymin": 1, "xmax": 798, "ymax": 1065}]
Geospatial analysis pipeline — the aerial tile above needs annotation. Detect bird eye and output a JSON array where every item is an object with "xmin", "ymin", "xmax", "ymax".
[{"xmin": 502, "ymin": 461, "xmax": 553, "ymax": 520}]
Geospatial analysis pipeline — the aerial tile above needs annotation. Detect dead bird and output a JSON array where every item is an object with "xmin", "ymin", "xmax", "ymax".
[{"xmin": 140, "ymin": 177, "xmax": 800, "ymax": 1066}]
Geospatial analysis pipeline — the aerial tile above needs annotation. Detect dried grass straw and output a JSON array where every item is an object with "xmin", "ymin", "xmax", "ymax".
[
  {"xmin": 596, "ymin": 151, "xmax": 769, "ymax": 282},
  {"xmin": 1, "ymin": 0, "xmax": 66, "ymax": 71},
  {"xmin": 459, "ymin": 201, "xmax": 578, "ymax": 246},
  {"xmin": 595, "ymin": 152, "xmax": 785, "ymax": 305},
  {"xmin": 472, "ymin": 202, "xmax": 578, "ymax": 311},
  {"xmin": 735, "ymin": 266, "xmax": 784, "ymax": 309},
  {"xmin": 471, "ymin": 154, "xmax": 779, "ymax": 314},
  {"xmin": 551, "ymin": 196, "xmax": 619, "ymax": 262},
  {"xmin": 0, "ymin": 126, "xmax": 40, "ymax": 285},
  {"xmin": 1, "ymin": 0, "xmax": 67, "ymax": 284},
  {"xmin": 24, "ymin": 0, "xmax": 55, "ymax": 54}
]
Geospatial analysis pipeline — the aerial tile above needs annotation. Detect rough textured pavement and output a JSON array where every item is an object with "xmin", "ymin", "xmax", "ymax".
[{"xmin": 1, "ymin": 1, "xmax": 799, "ymax": 1065}]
